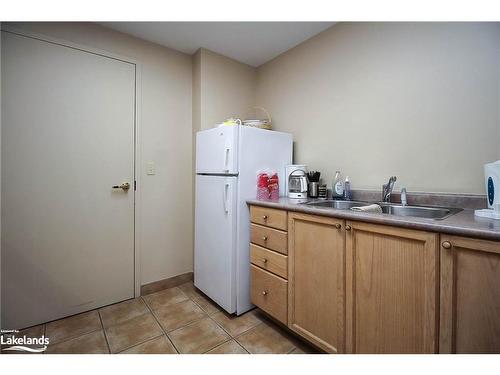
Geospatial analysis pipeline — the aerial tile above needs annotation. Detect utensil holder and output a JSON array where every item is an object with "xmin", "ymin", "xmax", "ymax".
[{"xmin": 309, "ymin": 182, "xmax": 319, "ymax": 198}]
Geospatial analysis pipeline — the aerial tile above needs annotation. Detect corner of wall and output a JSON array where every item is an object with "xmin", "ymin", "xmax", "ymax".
[{"xmin": 192, "ymin": 49, "xmax": 202, "ymax": 134}]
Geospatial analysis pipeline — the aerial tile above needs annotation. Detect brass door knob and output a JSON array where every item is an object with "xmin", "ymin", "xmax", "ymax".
[
  {"xmin": 345, "ymin": 225, "xmax": 351, "ymax": 231},
  {"xmin": 262, "ymin": 291, "xmax": 268, "ymax": 296},
  {"xmin": 112, "ymin": 182, "xmax": 130, "ymax": 191},
  {"xmin": 335, "ymin": 223, "xmax": 341, "ymax": 229},
  {"xmin": 442, "ymin": 241, "xmax": 452, "ymax": 249}
]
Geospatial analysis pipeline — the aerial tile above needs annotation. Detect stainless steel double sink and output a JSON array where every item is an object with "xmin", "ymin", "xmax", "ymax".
[{"xmin": 303, "ymin": 199, "xmax": 462, "ymax": 220}]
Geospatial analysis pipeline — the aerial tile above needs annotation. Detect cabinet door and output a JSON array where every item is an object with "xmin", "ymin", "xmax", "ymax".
[
  {"xmin": 440, "ymin": 235, "xmax": 500, "ymax": 353},
  {"xmin": 288, "ymin": 213, "xmax": 345, "ymax": 353},
  {"xmin": 345, "ymin": 221, "xmax": 438, "ymax": 353}
]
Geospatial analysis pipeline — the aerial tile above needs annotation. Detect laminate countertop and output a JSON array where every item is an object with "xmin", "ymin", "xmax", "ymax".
[{"xmin": 247, "ymin": 197, "xmax": 500, "ymax": 241}]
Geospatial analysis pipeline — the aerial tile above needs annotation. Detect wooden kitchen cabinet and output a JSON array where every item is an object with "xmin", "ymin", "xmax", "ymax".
[
  {"xmin": 439, "ymin": 235, "xmax": 500, "ymax": 353},
  {"xmin": 288, "ymin": 212, "xmax": 346, "ymax": 353},
  {"xmin": 345, "ymin": 221, "xmax": 439, "ymax": 353},
  {"xmin": 249, "ymin": 203, "xmax": 500, "ymax": 354},
  {"xmin": 250, "ymin": 205, "xmax": 289, "ymax": 325}
]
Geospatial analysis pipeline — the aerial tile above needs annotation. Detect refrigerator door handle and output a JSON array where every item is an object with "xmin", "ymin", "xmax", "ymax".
[{"xmin": 223, "ymin": 182, "xmax": 230, "ymax": 213}]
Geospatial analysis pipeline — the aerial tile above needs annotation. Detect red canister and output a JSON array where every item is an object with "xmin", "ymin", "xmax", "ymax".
[
  {"xmin": 268, "ymin": 173, "xmax": 279, "ymax": 200},
  {"xmin": 257, "ymin": 172, "xmax": 270, "ymax": 200}
]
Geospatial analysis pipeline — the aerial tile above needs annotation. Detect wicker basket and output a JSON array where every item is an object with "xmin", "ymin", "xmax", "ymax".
[{"xmin": 242, "ymin": 107, "xmax": 272, "ymax": 130}]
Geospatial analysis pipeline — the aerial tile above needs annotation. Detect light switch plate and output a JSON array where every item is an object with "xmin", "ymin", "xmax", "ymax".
[{"xmin": 147, "ymin": 161, "xmax": 156, "ymax": 175}]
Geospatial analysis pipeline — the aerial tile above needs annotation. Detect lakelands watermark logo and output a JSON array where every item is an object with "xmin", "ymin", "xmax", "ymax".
[{"xmin": 1, "ymin": 329, "xmax": 49, "ymax": 353}]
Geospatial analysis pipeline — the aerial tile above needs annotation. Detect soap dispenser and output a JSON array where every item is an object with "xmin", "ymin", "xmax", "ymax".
[{"xmin": 332, "ymin": 171, "xmax": 344, "ymax": 199}]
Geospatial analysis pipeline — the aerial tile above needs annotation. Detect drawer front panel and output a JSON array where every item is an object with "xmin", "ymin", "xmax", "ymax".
[
  {"xmin": 251, "ymin": 223, "xmax": 288, "ymax": 255},
  {"xmin": 250, "ymin": 206, "xmax": 287, "ymax": 231},
  {"xmin": 250, "ymin": 244, "xmax": 288, "ymax": 279},
  {"xmin": 251, "ymin": 265, "xmax": 288, "ymax": 324}
]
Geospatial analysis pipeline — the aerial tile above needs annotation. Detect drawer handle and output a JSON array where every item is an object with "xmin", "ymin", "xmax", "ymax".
[
  {"xmin": 262, "ymin": 291, "xmax": 268, "ymax": 296},
  {"xmin": 262, "ymin": 258, "xmax": 268, "ymax": 263},
  {"xmin": 262, "ymin": 215, "xmax": 268, "ymax": 220},
  {"xmin": 345, "ymin": 225, "xmax": 351, "ymax": 231},
  {"xmin": 262, "ymin": 236, "xmax": 268, "ymax": 241},
  {"xmin": 335, "ymin": 223, "xmax": 341, "ymax": 229},
  {"xmin": 442, "ymin": 241, "xmax": 452, "ymax": 249}
]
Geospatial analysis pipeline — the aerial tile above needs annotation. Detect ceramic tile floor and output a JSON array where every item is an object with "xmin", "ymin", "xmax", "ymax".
[{"xmin": 4, "ymin": 282, "xmax": 318, "ymax": 354}]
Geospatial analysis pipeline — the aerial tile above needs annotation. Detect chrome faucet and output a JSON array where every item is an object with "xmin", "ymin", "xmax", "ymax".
[{"xmin": 382, "ymin": 176, "xmax": 397, "ymax": 202}]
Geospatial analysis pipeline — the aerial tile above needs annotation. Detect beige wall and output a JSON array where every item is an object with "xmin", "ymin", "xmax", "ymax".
[
  {"xmin": 196, "ymin": 48, "xmax": 256, "ymax": 130},
  {"xmin": 4, "ymin": 22, "xmax": 194, "ymax": 285},
  {"xmin": 192, "ymin": 50, "xmax": 202, "ymax": 133},
  {"xmin": 256, "ymin": 22, "xmax": 500, "ymax": 194}
]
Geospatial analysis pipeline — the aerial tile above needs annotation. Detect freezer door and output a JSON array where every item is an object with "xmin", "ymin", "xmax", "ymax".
[
  {"xmin": 194, "ymin": 175, "xmax": 237, "ymax": 313},
  {"xmin": 196, "ymin": 126, "xmax": 238, "ymax": 174}
]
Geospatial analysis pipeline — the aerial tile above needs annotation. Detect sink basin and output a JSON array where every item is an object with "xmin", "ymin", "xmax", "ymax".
[
  {"xmin": 304, "ymin": 200, "xmax": 370, "ymax": 209},
  {"xmin": 303, "ymin": 199, "xmax": 462, "ymax": 220},
  {"xmin": 380, "ymin": 204, "xmax": 462, "ymax": 220}
]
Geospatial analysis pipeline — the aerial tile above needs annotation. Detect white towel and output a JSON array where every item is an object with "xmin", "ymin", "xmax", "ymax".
[{"xmin": 351, "ymin": 204, "xmax": 383, "ymax": 213}]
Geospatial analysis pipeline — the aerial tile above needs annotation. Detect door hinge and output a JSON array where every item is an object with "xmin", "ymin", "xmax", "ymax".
[{"xmin": 134, "ymin": 180, "xmax": 137, "ymax": 191}]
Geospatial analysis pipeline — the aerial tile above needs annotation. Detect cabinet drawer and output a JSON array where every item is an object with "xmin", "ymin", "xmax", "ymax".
[
  {"xmin": 250, "ymin": 244, "xmax": 288, "ymax": 279},
  {"xmin": 251, "ymin": 223, "xmax": 288, "ymax": 255},
  {"xmin": 250, "ymin": 206, "xmax": 287, "ymax": 231},
  {"xmin": 251, "ymin": 265, "xmax": 288, "ymax": 324}
]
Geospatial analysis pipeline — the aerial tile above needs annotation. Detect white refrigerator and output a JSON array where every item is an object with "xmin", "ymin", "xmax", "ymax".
[{"xmin": 195, "ymin": 125, "xmax": 292, "ymax": 315}]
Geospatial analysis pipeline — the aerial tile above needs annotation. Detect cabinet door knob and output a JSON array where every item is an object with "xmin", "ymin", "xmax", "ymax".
[
  {"xmin": 335, "ymin": 223, "xmax": 341, "ymax": 229},
  {"xmin": 262, "ymin": 258, "xmax": 268, "ymax": 263},
  {"xmin": 262, "ymin": 291, "xmax": 268, "ymax": 296},
  {"xmin": 442, "ymin": 241, "xmax": 452, "ymax": 249},
  {"xmin": 262, "ymin": 236, "xmax": 268, "ymax": 241},
  {"xmin": 262, "ymin": 215, "xmax": 268, "ymax": 220},
  {"xmin": 345, "ymin": 225, "xmax": 351, "ymax": 231}
]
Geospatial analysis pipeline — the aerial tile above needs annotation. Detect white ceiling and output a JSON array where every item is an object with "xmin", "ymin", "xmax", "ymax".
[{"xmin": 98, "ymin": 22, "xmax": 335, "ymax": 67}]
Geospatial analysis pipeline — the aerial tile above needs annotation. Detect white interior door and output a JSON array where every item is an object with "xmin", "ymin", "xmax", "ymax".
[
  {"xmin": 1, "ymin": 31, "xmax": 136, "ymax": 329},
  {"xmin": 194, "ymin": 175, "xmax": 237, "ymax": 313}
]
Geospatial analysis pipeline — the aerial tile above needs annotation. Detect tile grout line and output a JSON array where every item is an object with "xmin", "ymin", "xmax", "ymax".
[
  {"xmin": 156, "ymin": 309, "xmax": 230, "ymax": 354},
  {"xmin": 101, "ymin": 300, "xmax": 163, "ymax": 353},
  {"xmin": 188, "ymin": 293, "xmax": 223, "ymax": 317},
  {"xmin": 45, "ymin": 328, "xmax": 106, "ymax": 354},
  {"xmin": 237, "ymin": 340, "xmax": 251, "ymax": 354},
  {"xmin": 183, "ymin": 292, "xmax": 237, "ymax": 353},
  {"xmin": 115, "ymin": 335, "xmax": 164, "ymax": 354},
  {"xmin": 97, "ymin": 310, "xmax": 111, "ymax": 354},
  {"xmin": 106, "ymin": 298, "xmax": 164, "ymax": 353},
  {"xmin": 179, "ymin": 282, "xmax": 226, "ymax": 316},
  {"xmin": 202, "ymin": 338, "xmax": 234, "ymax": 354},
  {"xmin": 211, "ymin": 326, "xmax": 250, "ymax": 354},
  {"xmin": 181, "ymin": 282, "xmax": 258, "ymax": 354},
  {"xmin": 142, "ymin": 285, "xmax": 223, "ymax": 353},
  {"xmin": 233, "ymin": 335, "xmax": 251, "ymax": 353},
  {"xmin": 115, "ymin": 333, "xmax": 164, "ymax": 354},
  {"xmin": 207, "ymin": 314, "xmax": 233, "ymax": 337},
  {"xmin": 47, "ymin": 326, "xmax": 103, "ymax": 347},
  {"xmin": 232, "ymin": 320, "xmax": 264, "ymax": 340},
  {"xmin": 206, "ymin": 310, "xmax": 262, "ymax": 343},
  {"xmin": 140, "ymin": 296, "xmax": 180, "ymax": 354}
]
